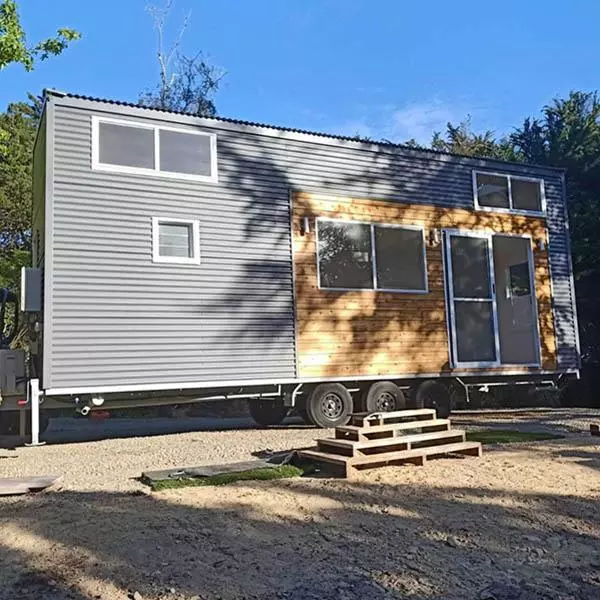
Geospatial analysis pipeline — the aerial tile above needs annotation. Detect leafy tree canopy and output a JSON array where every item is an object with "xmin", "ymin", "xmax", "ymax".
[
  {"xmin": 429, "ymin": 117, "xmax": 515, "ymax": 161},
  {"xmin": 0, "ymin": 0, "xmax": 80, "ymax": 71},
  {"xmin": 0, "ymin": 95, "xmax": 40, "ymax": 292}
]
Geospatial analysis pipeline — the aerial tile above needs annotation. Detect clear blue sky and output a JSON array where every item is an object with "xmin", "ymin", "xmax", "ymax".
[{"xmin": 2, "ymin": 0, "xmax": 598, "ymax": 144}]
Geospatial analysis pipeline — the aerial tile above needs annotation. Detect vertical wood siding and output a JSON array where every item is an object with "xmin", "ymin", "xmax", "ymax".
[{"xmin": 292, "ymin": 192, "xmax": 557, "ymax": 378}]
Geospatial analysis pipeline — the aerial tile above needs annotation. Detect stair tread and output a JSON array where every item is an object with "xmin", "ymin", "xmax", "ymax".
[
  {"xmin": 337, "ymin": 418, "xmax": 450, "ymax": 435},
  {"xmin": 298, "ymin": 449, "xmax": 349, "ymax": 464},
  {"xmin": 351, "ymin": 408, "xmax": 435, "ymax": 424},
  {"xmin": 352, "ymin": 441, "xmax": 482, "ymax": 466},
  {"xmin": 301, "ymin": 441, "xmax": 482, "ymax": 467},
  {"xmin": 320, "ymin": 428, "xmax": 465, "ymax": 450}
]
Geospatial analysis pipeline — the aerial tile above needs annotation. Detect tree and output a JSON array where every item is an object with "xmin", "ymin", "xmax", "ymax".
[
  {"xmin": 510, "ymin": 92, "xmax": 600, "ymax": 363},
  {"xmin": 429, "ymin": 117, "xmax": 514, "ymax": 160},
  {"xmin": 0, "ymin": 95, "xmax": 40, "ymax": 292},
  {"xmin": 510, "ymin": 92, "xmax": 600, "ymax": 277},
  {"xmin": 139, "ymin": 1, "xmax": 224, "ymax": 116},
  {"xmin": 0, "ymin": 0, "xmax": 80, "ymax": 71}
]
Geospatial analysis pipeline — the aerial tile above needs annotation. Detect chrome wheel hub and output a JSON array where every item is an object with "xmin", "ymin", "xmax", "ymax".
[{"xmin": 321, "ymin": 393, "xmax": 343, "ymax": 419}]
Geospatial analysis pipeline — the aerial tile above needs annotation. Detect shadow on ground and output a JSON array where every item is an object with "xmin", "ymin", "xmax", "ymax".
[
  {"xmin": 0, "ymin": 415, "xmax": 312, "ymax": 449},
  {"xmin": 1, "ymin": 467, "xmax": 599, "ymax": 600}
]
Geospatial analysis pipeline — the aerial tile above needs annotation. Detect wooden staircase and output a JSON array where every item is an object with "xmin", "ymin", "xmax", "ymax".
[{"xmin": 299, "ymin": 409, "xmax": 482, "ymax": 479}]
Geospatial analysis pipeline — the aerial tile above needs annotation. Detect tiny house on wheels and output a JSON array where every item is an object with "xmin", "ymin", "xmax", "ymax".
[{"xmin": 0, "ymin": 90, "xmax": 581, "ymax": 439}]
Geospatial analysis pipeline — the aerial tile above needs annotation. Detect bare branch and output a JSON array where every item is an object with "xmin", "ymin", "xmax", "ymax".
[{"xmin": 139, "ymin": 1, "xmax": 224, "ymax": 116}]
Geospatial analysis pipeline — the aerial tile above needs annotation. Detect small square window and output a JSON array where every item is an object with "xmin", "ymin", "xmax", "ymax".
[
  {"xmin": 511, "ymin": 179, "xmax": 543, "ymax": 212},
  {"xmin": 152, "ymin": 218, "xmax": 200, "ymax": 265},
  {"xmin": 475, "ymin": 173, "xmax": 510, "ymax": 209}
]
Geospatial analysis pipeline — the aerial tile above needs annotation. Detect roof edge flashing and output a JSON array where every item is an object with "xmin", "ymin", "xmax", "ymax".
[{"xmin": 47, "ymin": 90, "xmax": 567, "ymax": 173}]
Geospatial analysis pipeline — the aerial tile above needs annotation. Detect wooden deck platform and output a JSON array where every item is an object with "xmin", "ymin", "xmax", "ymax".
[{"xmin": 300, "ymin": 409, "xmax": 482, "ymax": 478}]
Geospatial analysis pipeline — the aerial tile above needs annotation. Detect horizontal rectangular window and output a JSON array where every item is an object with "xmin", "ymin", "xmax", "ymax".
[
  {"xmin": 152, "ymin": 217, "xmax": 200, "ymax": 265},
  {"xmin": 316, "ymin": 218, "xmax": 428, "ymax": 293},
  {"xmin": 474, "ymin": 171, "xmax": 545, "ymax": 214},
  {"xmin": 92, "ymin": 117, "xmax": 217, "ymax": 182}
]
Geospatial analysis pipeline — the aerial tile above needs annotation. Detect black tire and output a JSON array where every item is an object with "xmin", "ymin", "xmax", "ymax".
[
  {"xmin": 363, "ymin": 381, "xmax": 406, "ymax": 413},
  {"xmin": 0, "ymin": 410, "xmax": 50, "ymax": 436},
  {"xmin": 306, "ymin": 383, "xmax": 353, "ymax": 428},
  {"xmin": 410, "ymin": 380, "xmax": 451, "ymax": 418},
  {"xmin": 247, "ymin": 398, "xmax": 289, "ymax": 427}
]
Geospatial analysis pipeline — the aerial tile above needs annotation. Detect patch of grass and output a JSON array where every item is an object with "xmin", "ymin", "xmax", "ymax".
[
  {"xmin": 142, "ymin": 465, "xmax": 304, "ymax": 491},
  {"xmin": 466, "ymin": 429, "xmax": 564, "ymax": 444}
]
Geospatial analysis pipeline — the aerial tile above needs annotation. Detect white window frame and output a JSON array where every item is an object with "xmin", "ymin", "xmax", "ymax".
[
  {"xmin": 91, "ymin": 116, "xmax": 218, "ymax": 183},
  {"xmin": 472, "ymin": 170, "xmax": 546, "ymax": 216},
  {"xmin": 315, "ymin": 217, "xmax": 429, "ymax": 294},
  {"xmin": 152, "ymin": 217, "xmax": 201, "ymax": 265}
]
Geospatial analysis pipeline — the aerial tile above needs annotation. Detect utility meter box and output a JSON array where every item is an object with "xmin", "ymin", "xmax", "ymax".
[
  {"xmin": 0, "ymin": 349, "xmax": 26, "ymax": 396},
  {"xmin": 20, "ymin": 267, "xmax": 42, "ymax": 313}
]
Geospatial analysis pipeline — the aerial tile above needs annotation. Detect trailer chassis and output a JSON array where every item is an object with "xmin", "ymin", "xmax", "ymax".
[{"xmin": 0, "ymin": 369, "xmax": 578, "ymax": 445}]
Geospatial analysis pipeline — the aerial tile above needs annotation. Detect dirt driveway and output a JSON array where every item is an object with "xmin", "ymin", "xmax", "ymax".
[{"xmin": 1, "ymin": 409, "xmax": 599, "ymax": 599}]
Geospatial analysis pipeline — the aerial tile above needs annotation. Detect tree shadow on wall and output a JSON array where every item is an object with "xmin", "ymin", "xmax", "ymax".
[{"xmin": 205, "ymin": 136, "xmax": 557, "ymax": 383}]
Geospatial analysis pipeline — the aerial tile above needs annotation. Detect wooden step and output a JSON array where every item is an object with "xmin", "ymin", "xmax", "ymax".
[
  {"xmin": 298, "ymin": 449, "xmax": 349, "ymax": 465},
  {"xmin": 318, "ymin": 429, "xmax": 466, "ymax": 457},
  {"xmin": 300, "ymin": 441, "xmax": 482, "ymax": 479},
  {"xmin": 349, "ymin": 409, "xmax": 436, "ymax": 428},
  {"xmin": 351, "ymin": 441, "xmax": 482, "ymax": 468},
  {"xmin": 336, "ymin": 418, "xmax": 450, "ymax": 441}
]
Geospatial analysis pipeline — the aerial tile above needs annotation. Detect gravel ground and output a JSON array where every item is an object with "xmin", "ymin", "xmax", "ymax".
[{"xmin": 0, "ymin": 408, "xmax": 599, "ymax": 599}]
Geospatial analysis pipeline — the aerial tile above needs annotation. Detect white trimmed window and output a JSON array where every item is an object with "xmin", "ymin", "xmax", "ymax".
[
  {"xmin": 473, "ymin": 171, "xmax": 545, "ymax": 214},
  {"xmin": 152, "ymin": 218, "xmax": 201, "ymax": 265},
  {"xmin": 316, "ymin": 218, "xmax": 428, "ymax": 293},
  {"xmin": 92, "ymin": 117, "xmax": 218, "ymax": 182}
]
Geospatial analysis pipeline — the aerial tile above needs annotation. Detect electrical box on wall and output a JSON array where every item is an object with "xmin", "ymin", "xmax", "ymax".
[
  {"xmin": 20, "ymin": 267, "xmax": 41, "ymax": 313},
  {"xmin": 0, "ymin": 349, "xmax": 25, "ymax": 396}
]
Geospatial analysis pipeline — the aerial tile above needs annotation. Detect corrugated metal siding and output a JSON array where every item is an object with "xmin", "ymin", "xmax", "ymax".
[
  {"xmin": 546, "ymin": 178, "xmax": 579, "ymax": 369},
  {"xmin": 47, "ymin": 98, "xmax": 579, "ymax": 390},
  {"xmin": 49, "ymin": 105, "xmax": 296, "ymax": 388}
]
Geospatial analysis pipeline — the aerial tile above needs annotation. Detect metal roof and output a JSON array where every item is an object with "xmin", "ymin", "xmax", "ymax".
[{"xmin": 44, "ymin": 89, "xmax": 564, "ymax": 171}]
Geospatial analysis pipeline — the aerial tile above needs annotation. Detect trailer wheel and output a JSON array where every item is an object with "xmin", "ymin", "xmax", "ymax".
[
  {"xmin": 363, "ymin": 381, "xmax": 406, "ymax": 413},
  {"xmin": 410, "ymin": 380, "xmax": 451, "ymax": 418},
  {"xmin": 306, "ymin": 383, "xmax": 353, "ymax": 428},
  {"xmin": 247, "ymin": 398, "xmax": 289, "ymax": 427}
]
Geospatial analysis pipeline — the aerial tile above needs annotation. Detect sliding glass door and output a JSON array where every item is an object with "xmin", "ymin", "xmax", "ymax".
[{"xmin": 444, "ymin": 231, "xmax": 500, "ymax": 367}]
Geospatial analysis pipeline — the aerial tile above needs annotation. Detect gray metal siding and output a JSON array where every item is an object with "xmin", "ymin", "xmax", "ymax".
[
  {"xmin": 49, "ymin": 104, "xmax": 296, "ymax": 389},
  {"xmin": 548, "ymin": 173, "xmax": 580, "ymax": 369},
  {"xmin": 46, "ymin": 96, "xmax": 579, "ymax": 390}
]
